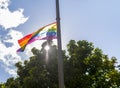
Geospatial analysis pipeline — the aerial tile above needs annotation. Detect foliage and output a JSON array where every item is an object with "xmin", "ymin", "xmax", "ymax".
[
  {"xmin": 0, "ymin": 83, "xmax": 6, "ymax": 88},
  {"xmin": 64, "ymin": 40, "xmax": 120, "ymax": 88},
  {"xmin": 2, "ymin": 40, "xmax": 120, "ymax": 88}
]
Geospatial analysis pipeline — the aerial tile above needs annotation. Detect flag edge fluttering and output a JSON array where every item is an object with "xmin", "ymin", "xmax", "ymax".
[{"xmin": 17, "ymin": 22, "xmax": 57, "ymax": 52}]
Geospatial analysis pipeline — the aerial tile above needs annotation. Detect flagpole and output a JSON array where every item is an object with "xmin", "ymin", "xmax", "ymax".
[{"xmin": 56, "ymin": 0, "xmax": 64, "ymax": 88}]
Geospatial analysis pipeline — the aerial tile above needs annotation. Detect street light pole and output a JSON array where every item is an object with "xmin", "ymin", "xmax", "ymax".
[{"xmin": 56, "ymin": 0, "xmax": 64, "ymax": 88}]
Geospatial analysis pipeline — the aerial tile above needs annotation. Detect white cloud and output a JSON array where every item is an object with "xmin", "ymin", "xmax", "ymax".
[
  {"xmin": 0, "ymin": 0, "xmax": 9, "ymax": 9},
  {"xmin": 0, "ymin": 29, "xmax": 23, "ymax": 75},
  {"xmin": 1, "ymin": 64, "xmax": 17, "ymax": 77},
  {"xmin": 0, "ymin": 0, "xmax": 29, "ymax": 76},
  {"xmin": 0, "ymin": 0, "xmax": 28, "ymax": 29},
  {"xmin": 5, "ymin": 67, "xmax": 17, "ymax": 76}
]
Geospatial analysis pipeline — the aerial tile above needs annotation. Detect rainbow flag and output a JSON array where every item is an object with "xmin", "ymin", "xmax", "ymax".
[{"xmin": 17, "ymin": 22, "xmax": 57, "ymax": 52}]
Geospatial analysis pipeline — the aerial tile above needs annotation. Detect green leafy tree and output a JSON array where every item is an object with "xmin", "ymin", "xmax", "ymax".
[
  {"xmin": 0, "ymin": 83, "xmax": 6, "ymax": 88},
  {"xmin": 15, "ymin": 40, "xmax": 59, "ymax": 88},
  {"xmin": 64, "ymin": 40, "xmax": 120, "ymax": 88},
  {"xmin": 5, "ymin": 77, "xmax": 21, "ymax": 88},
  {"xmin": 64, "ymin": 40, "xmax": 94, "ymax": 88},
  {"xmin": 3, "ymin": 40, "xmax": 120, "ymax": 88}
]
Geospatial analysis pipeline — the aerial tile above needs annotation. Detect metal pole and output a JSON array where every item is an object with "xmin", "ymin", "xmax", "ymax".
[{"xmin": 56, "ymin": 0, "xmax": 64, "ymax": 88}]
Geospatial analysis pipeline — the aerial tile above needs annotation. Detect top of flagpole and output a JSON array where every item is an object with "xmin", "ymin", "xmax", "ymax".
[
  {"xmin": 56, "ymin": 0, "xmax": 64, "ymax": 88},
  {"xmin": 56, "ymin": 0, "xmax": 60, "ymax": 21}
]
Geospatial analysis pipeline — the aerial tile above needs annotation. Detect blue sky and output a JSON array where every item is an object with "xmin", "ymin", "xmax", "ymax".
[{"xmin": 0, "ymin": 0, "xmax": 120, "ymax": 82}]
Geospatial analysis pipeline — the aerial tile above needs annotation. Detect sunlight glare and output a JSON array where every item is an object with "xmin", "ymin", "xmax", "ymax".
[{"xmin": 45, "ymin": 45, "xmax": 50, "ymax": 51}]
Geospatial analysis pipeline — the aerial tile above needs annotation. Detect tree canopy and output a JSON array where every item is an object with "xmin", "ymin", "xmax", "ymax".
[{"xmin": 1, "ymin": 40, "xmax": 120, "ymax": 88}]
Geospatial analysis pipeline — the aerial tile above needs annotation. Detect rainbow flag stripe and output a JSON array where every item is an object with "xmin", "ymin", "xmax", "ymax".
[{"xmin": 17, "ymin": 22, "xmax": 57, "ymax": 52}]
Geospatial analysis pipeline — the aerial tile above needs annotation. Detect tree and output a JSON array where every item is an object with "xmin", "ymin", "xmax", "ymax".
[
  {"xmin": 64, "ymin": 40, "xmax": 120, "ymax": 88},
  {"xmin": 5, "ymin": 77, "xmax": 21, "ymax": 88},
  {"xmin": 3, "ymin": 40, "xmax": 120, "ymax": 88},
  {"xmin": 64, "ymin": 40, "xmax": 94, "ymax": 88},
  {"xmin": 0, "ymin": 83, "xmax": 6, "ymax": 88},
  {"xmin": 15, "ymin": 40, "xmax": 59, "ymax": 88}
]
